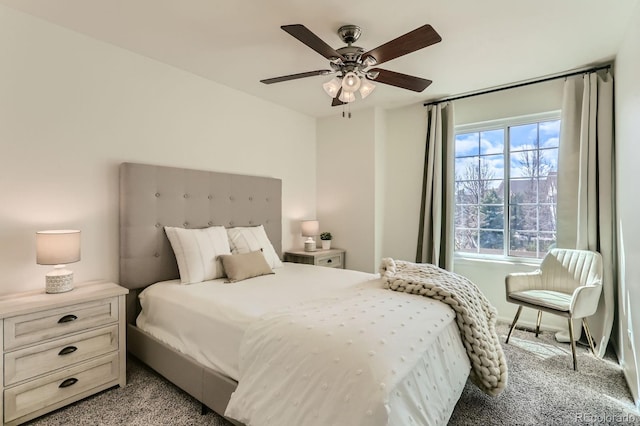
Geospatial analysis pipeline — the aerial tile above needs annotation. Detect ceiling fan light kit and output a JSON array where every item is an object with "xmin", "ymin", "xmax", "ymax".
[
  {"xmin": 322, "ymin": 77, "xmax": 342, "ymax": 97},
  {"xmin": 341, "ymin": 71, "xmax": 361, "ymax": 92},
  {"xmin": 261, "ymin": 23, "xmax": 441, "ymax": 116},
  {"xmin": 359, "ymin": 78, "xmax": 376, "ymax": 99},
  {"xmin": 338, "ymin": 91, "xmax": 356, "ymax": 103}
]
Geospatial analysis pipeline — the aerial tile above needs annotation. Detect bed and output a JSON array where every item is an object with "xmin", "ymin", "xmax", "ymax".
[{"xmin": 119, "ymin": 162, "xmax": 473, "ymax": 426}]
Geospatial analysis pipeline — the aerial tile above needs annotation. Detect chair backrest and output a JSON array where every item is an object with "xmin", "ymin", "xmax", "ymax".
[{"xmin": 540, "ymin": 248, "xmax": 603, "ymax": 294}]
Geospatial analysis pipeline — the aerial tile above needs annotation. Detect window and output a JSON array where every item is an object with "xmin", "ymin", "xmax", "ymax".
[{"xmin": 454, "ymin": 113, "xmax": 560, "ymax": 259}]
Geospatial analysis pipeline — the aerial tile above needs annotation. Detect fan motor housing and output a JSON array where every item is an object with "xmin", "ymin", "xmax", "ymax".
[
  {"xmin": 338, "ymin": 25, "xmax": 362, "ymax": 44},
  {"xmin": 336, "ymin": 45, "xmax": 364, "ymax": 63}
]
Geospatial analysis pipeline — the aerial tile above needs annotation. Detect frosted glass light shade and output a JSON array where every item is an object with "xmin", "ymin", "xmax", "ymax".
[
  {"xmin": 359, "ymin": 78, "xmax": 376, "ymax": 99},
  {"xmin": 322, "ymin": 77, "xmax": 342, "ymax": 97},
  {"xmin": 339, "ymin": 91, "xmax": 355, "ymax": 103},
  {"xmin": 341, "ymin": 72, "xmax": 361, "ymax": 93}
]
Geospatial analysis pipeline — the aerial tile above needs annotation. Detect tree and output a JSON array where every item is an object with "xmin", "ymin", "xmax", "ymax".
[
  {"xmin": 455, "ymin": 160, "xmax": 496, "ymax": 252},
  {"xmin": 515, "ymin": 149, "xmax": 551, "ymax": 182},
  {"xmin": 479, "ymin": 189, "xmax": 504, "ymax": 250},
  {"xmin": 509, "ymin": 192, "xmax": 528, "ymax": 252},
  {"xmin": 510, "ymin": 149, "xmax": 557, "ymax": 255},
  {"xmin": 457, "ymin": 161, "xmax": 495, "ymax": 204}
]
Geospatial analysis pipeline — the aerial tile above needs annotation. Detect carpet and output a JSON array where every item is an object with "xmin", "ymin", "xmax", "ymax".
[
  {"xmin": 26, "ymin": 323, "xmax": 639, "ymax": 425},
  {"xmin": 448, "ymin": 323, "xmax": 639, "ymax": 425}
]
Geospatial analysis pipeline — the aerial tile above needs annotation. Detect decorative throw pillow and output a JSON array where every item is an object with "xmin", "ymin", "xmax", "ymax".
[
  {"xmin": 219, "ymin": 251, "xmax": 275, "ymax": 283},
  {"xmin": 164, "ymin": 225, "xmax": 231, "ymax": 284},
  {"xmin": 226, "ymin": 225, "xmax": 283, "ymax": 269}
]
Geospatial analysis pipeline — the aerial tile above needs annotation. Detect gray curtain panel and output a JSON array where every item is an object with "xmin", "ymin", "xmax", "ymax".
[
  {"xmin": 416, "ymin": 102, "xmax": 455, "ymax": 269},
  {"xmin": 557, "ymin": 70, "xmax": 615, "ymax": 357}
]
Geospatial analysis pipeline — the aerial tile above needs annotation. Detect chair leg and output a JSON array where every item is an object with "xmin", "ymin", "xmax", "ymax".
[
  {"xmin": 568, "ymin": 318, "xmax": 577, "ymax": 371},
  {"xmin": 535, "ymin": 310, "xmax": 542, "ymax": 337},
  {"xmin": 582, "ymin": 318, "xmax": 597, "ymax": 356},
  {"xmin": 506, "ymin": 306, "xmax": 523, "ymax": 344}
]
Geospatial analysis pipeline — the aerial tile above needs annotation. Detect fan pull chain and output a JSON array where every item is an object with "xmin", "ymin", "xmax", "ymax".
[{"xmin": 341, "ymin": 103, "xmax": 352, "ymax": 119}]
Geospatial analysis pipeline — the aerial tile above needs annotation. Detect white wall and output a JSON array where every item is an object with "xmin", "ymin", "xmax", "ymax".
[
  {"xmin": 0, "ymin": 5, "xmax": 316, "ymax": 295},
  {"xmin": 382, "ymin": 80, "xmax": 566, "ymax": 328},
  {"xmin": 374, "ymin": 108, "xmax": 386, "ymax": 271},
  {"xmin": 454, "ymin": 80, "xmax": 564, "ymax": 124},
  {"xmin": 613, "ymin": 1, "xmax": 640, "ymax": 408},
  {"xmin": 382, "ymin": 105, "xmax": 427, "ymax": 262},
  {"xmin": 316, "ymin": 108, "xmax": 381, "ymax": 273}
]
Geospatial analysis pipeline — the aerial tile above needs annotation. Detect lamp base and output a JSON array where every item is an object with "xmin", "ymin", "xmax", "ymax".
[
  {"xmin": 45, "ymin": 268, "xmax": 74, "ymax": 294},
  {"xmin": 304, "ymin": 239, "xmax": 317, "ymax": 252}
]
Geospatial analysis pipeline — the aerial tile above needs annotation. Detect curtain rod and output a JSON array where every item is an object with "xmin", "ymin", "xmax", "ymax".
[{"xmin": 423, "ymin": 63, "xmax": 611, "ymax": 107}]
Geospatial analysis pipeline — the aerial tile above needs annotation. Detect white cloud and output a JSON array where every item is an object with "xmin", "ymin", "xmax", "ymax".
[
  {"xmin": 540, "ymin": 120, "xmax": 560, "ymax": 133},
  {"xmin": 480, "ymin": 137, "xmax": 503, "ymax": 154},
  {"xmin": 455, "ymin": 133, "xmax": 479, "ymax": 156},
  {"xmin": 541, "ymin": 137, "xmax": 559, "ymax": 148}
]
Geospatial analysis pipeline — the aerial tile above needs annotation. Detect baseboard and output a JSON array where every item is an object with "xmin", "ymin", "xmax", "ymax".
[{"xmin": 496, "ymin": 315, "xmax": 564, "ymax": 334}]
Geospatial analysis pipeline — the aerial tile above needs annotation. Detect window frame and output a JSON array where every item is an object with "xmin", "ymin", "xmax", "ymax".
[{"xmin": 453, "ymin": 110, "xmax": 561, "ymax": 262}]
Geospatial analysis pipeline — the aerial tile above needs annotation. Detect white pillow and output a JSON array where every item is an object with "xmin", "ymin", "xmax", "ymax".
[
  {"xmin": 164, "ymin": 226, "xmax": 231, "ymax": 284},
  {"xmin": 226, "ymin": 225, "xmax": 283, "ymax": 269}
]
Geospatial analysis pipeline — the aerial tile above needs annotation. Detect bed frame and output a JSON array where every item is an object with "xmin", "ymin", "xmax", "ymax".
[{"xmin": 119, "ymin": 162, "xmax": 282, "ymax": 424}]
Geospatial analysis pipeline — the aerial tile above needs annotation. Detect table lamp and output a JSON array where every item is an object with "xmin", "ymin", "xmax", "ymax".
[
  {"xmin": 36, "ymin": 230, "xmax": 81, "ymax": 293},
  {"xmin": 301, "ymin": 220, "xmax": 319, "ymax": 252}
]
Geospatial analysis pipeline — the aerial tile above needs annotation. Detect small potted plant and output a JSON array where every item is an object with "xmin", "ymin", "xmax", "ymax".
[{"xmin": 320, "ymin": 232, "xmax": 332, "ymax": 250}]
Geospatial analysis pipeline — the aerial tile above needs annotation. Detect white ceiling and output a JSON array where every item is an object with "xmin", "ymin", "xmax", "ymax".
[{"xmin": 2, "ymin": 0, "xmax": 638, "ymax": 117}]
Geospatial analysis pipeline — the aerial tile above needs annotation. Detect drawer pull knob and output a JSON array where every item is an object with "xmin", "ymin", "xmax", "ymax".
[
  {"xmin": 58, "ymin": 346, "xmax": 78, "ymax": 356},
  {"xmin": 59, "ymin": 378, "xmax": 78, "ymax": 388},
  {"xmin": 327, "ymin": 259, "xmax": 332, "ymax": 263},
  {"xmin": 58, "ymin": 314, "xmax": 78, "ymax": 323}
]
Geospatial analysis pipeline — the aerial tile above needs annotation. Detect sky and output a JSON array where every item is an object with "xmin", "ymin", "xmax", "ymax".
[{"xmin": 454, "ymin": 119, "xmax": 560, "ymax": 182}]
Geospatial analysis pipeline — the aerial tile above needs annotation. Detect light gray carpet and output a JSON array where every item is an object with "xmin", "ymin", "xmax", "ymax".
[
  {"xmin": 26, "ymin": 323, "xmax": 639, "ymax": 425},
  {"xmin": 448, "ymin": 323, "xmax": 639, "ymax": 425}
]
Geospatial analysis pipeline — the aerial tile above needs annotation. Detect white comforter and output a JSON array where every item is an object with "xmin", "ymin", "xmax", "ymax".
[
  {"xmin": 137, "ymin": 263, "xmax": 469, "ymax": 425},
  {"xmin": 137, "ymin": 264, "xmax": 380, "ymax": 380},
  {"xmin": 225, "ymin": 286, "xmax": 464, "ymax": 426}
]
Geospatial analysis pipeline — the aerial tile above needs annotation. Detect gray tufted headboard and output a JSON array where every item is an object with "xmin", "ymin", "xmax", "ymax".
[{"xmin": 119, "ymin": 162, "xmax": 282, "ymax": 290}]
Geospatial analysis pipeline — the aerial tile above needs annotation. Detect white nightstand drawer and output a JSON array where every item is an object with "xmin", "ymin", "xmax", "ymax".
[
  {"xmin": 317, "ymin": 254, "xmax": 343, "ymax": 268},
  {"xmin": 4, "ymin": 352, "xmax": 119, "ymax": 423},
  {"xmin": 4, "ymin": 297, "xmax": 118, "ymax": 351},
  {"xmin": 4, "ymin": 324, "xmax": 119, "ymax": 386}
]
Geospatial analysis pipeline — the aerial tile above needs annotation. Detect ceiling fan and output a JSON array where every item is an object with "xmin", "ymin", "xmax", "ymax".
[{"xmin": 260, "ymin": 24, "xmax": 442, "ymax": 107}]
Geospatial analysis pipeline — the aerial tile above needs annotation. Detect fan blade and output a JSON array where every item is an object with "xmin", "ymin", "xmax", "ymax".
[
  {"xmin": 261, "ymin": 70, "xmax": 332, "ymax": 84},
  {"xmin": 369, "ymin": 68, "xmax": 432, "ymax": 92},
  {"xmin": 331, "ymin": 88, "xmax": 345, "ymax": 107},
  {"xmin": 282, "ymin": 24, "xmax": 344, "ymax": 60},
  {"xmin": 362, "ymin": 25, "xmax": 441, "ymax": 66}
]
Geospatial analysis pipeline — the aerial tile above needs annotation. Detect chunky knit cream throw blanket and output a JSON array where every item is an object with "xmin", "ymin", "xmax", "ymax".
[{"xmin": 380, "ymin": 258, "xmax": 508, "ymax": 396}]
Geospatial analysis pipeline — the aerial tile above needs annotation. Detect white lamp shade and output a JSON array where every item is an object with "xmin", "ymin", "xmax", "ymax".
[
  {"xmin": 341, "ymin": 72, "xmax": 361, "ymax": 93},
  {"xmin": 301, "ymin": 220, "xmax": 320, "ymax": 237},
  {"xmin": 359, "ymin": 78, "xmax": 376, "ymax": 99},
  {"xmin": 339, "ymin": 91, "xmax": 356, "ymax": 103},
  {"xmin": 322, "ymin": 77, "xmax": 342, "ymax": 97},
  {"xmin": 36, "ymin": 230, "xmax": 81, "ymax": 265}
]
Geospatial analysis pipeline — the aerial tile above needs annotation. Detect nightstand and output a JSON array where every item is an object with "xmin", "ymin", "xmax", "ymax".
[
  {"xmin": 0, "ymin": 281, "xmax": 128, "ymax": 425},
  {"xmin": 284, "ymin": 248, "xmax": 346, "ymax": 269}
]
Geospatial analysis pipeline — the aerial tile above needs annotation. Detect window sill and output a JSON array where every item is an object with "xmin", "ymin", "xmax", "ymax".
[{"xmin": 454, "ymin": 254, "xmax": 541, "ymax": 267}]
